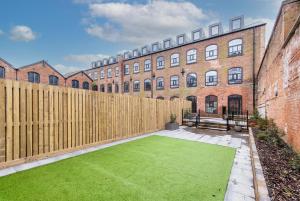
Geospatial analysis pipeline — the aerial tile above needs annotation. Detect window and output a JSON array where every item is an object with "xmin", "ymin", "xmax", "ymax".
[
  {"xmin": 100, "ymin": 84, "xmax": 105, "ymax": 92},
  {"xmin": 103, "ymin": 59, "xmax": 108, "ymax": 65},
  {"xmin": 28, "ymin": 72, "xmax": 40, "ymax": 83},
  {"xmin": 133, "ymin": 80, "xmax": 140, "ymax": 92},
  {"xmin": 228, "ymin": 67, "xmax": 243, "ymax": 84},
  {"xmin": 107, "ymin": 83, "xmax": 112, "ymax": 93},
  {"xmin": 186, "ymin": 73, "xmax": 197, "ymax": 87},
  {"xmin": 0, "ymin": 67, "xmax": 5, "ymax": 78},
  {"xmin": 228, "ymin": 39, "xmax": 243, "ymax": 56},
  {"xmin": 177, "ymin": 35, "xmax": 185, "ymax": 45},
  {"xmin": 164, "ymin": 39, "xmax": 171, "ymax": 49},
  {"xmin": 144, "ymin": 60, "xmax": 151, "ymax": 71},
  {"xmin": 205, "ymin": 71, "xmax": 218, "ymax": 86},
  {"xmin": 205, "ymin": 95, "xmax": 218, "ymax": 114},
  {"xmin": 49, "ymin": 75, "xmax": 59, "ymax": 85},
  {"xmin": 133, "ymin": 63, "xmax": 139, "ymax": 73},
  {"xmin": 124, "ymin": 64, "xmax": 129, "ymax": 75},
  {"xmin": 115, "ymin": 67, "xmax": 119, "ymax": 77},
  {"xmin": 209, "ymin": 24, "xmax": 221, "ymax": 36},
  {"xmin": 107, "ymin": 68, "xmax": 112, "ymax": 78},
  {"xmin": 192, "ymin": 29, "xmax": 202, "ymax": 41},
  {"xmin": 230, "ymin": 17, "xmax": 244, "ymax": 31},
  {"xmin": 171, "ymin": 53, "xmax": 180, "ymax": 66},
  {"xmin": 170, "ymin": 75, "xmax": 179, "ymax": 88},
  {"xmin": 83, "ymin": 81, "xmax": 89, "ymax": 90},
  {"xmin": 133, "ymin": 50, "xmax": 139, "ymax": 57},
  {"xmin": 72, "ymin": 80, "xmax": 79, "ymax": 88},
  {"xmin": 156, "ymin": 77, "xmax": 164, "ymax": 90},
  {"xmin": 152, "ymin": 43, "xmax": 159, "ymax": 52},
  {"xmin": 144, "ymin": 79, "xmax": 151, "ymax": 91},
  {"xmin": 142, "ymin": 47, "xmax": 148, "ymax": 55},
  {"xmin": 228, "ymin": 95, "xmax": 242, "ymax": 115},
  {"xmin": 124, "ymin": 82, "xmax": 129, "ymax": 93},
  {"xmin": 115, "ymin": 84, "xmax": 119, "ymax": 93},
  {"xmin": 187, "ymin": 49, "xmax": 197, "ymax": 64},
  {"xmin": 156, "ymin": 56, "xmax": 165, "ymax": 69},
  {"xmin": 100, "ymin": 70, "xmax": 105, "ymax": 79},
  {"xmin": 205, "ymin": 45, "xmax": 218, "ymax": 60}
]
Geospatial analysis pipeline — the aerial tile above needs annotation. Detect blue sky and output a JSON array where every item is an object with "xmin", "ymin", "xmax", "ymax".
[{"xmin": 0, "ymin": 0, "xmax": 281, "ymax": 73}]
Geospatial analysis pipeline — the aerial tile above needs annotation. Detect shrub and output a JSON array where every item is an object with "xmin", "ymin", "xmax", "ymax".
[
  {"xmin": 170, "ymin": 114, "xmax": 177, "ymax": 123},
  {"xmin": 289, "ymin": 155, "xmax": 300, "ymax": 172},
  {"xmin": 257, "ymin": 118, "xmax": 268, "ymax": 130},
  {"xmin": 256, "ymin": 131, "xmax": 269, "ymax": 141},
  {"xmin": 251, "ymin": 108, "xmax": 261, "ymax": 120}
]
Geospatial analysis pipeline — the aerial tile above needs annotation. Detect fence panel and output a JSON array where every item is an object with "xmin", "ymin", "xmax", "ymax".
[{"xmin": 0, "ymin": 79, "xmax": 191, "ymax": 167}]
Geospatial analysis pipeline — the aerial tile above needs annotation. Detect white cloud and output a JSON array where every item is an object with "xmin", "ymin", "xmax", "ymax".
[
  {"xmin": 64, "ymin": 53, "xmax": 109, "ymax": 64},
  {"xmin": 0, "ymin": 29, "xmax": 4, "ymax": 35},
  {"xmin": 245, "ymin": 17, "xmax": 275, "ymax": 45},
  {"xmin": 54, "ymin": 64, "xmax": 83, "ymax": 74},
  {"xmin": 85, "ymin": 1, "xmax": 210, "ymax": 45},
  {"xmin": 10, "ymin": 25, "xmax": 37, "ymax": 42}
]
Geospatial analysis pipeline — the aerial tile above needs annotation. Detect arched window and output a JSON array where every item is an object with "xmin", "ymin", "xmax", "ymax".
[
  {"xmin": 228, "ymin": 95, "xmax": 242, "ymax": 115},
  {"xmin": 186, "ymin": 49, "xmax": 197, "ymax": 64},
  {"xmin": 205, "ymin": 71, "xmax": 218, "ymax": 86},
  {"xmin": 205, "ymin": 95, "xmax": 218, "ymax": 114},
  {"xmin": 144, "ymin": 60, "xmax": 151, "ymax": 71},
  {"xmin": 170, "ymin": 53, "xmax": 180, "ymax": 66},
  {"xmin": 0, "ymin": 67, "xmax": 5, "ymax": 78},
  {"xmin": 49, "ymin": 75, "xmax": 59, "ymax": 85},
  {"xmin": 124, "ymin": 64, "xmax": 129, "ymax": 75},
  {"xmin": 100, "ymin": 84, "xmax": 105, "ymax": 92},
  {"xmin": 100, "ymin": 70, "xmax": 105, "ymax": 79},
  {"xmin": 107, "ymin": 68, "xmax": 112, "ymax": 78},
  {"xmin": 123, "ymin": 81, "xmax": 129, "ymax": 93},
  {"xmin": 133, "ymin": 63, "xmax": 139, "ymax": 73},
  {"xmin": 133, "ymin": 80, "xmax": 140, "ymax": 92},
  {"xmin": 228, "ymin": 67, "xmax": 243, "ymax": 84},
  {"xmin": 92, "ymin": 84, "xmax": 98, "ymax": 91},
  {"xmin": 205, "ymin": 45, "xmax": 218, "ymax": 60},
  {"xmin": 144, "ymin": 79, "xmax": 151, "ymax": 91},
  {"xmin": 115, "ymin": 83, "xmax": 119, "ymax": 93},
  {"xmin": 83, "ymin": 81, "xmax": 89, "ymax": 90},
  {"xmin": 156, "ymin": 56, "xmax": 165, "ymax": 69},
  {"xmin": 156, "ymin": 77, "xmax": 164, "ymax": 90},
  {"xmin": 28, "ymin": 72, "xmax": 40, "ymax": 83},
  {"xmin": 157, "ymin": 96, "xmax": 164, "ymax": 100},
  {"xmin": 228, "ymin": 39, "xmax": 243, "ymax": 56},
  {"xmin": 186, "ymin": 73, "xmax": 197, "ymax": 87},
  {"xmin": 107, "ymin": 83, "xmax": 112, "ymax": 93},
  {"xmin": 170, "ymin": 96, "xmax": 179, "ymax": 101},
  {"xmin": 170, "ymin": 75, "xmax": 179, "ymax": 88}
]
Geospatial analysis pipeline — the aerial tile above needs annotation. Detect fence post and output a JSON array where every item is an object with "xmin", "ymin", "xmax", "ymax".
[{"xmin": 182, "ymin": 109, "xmax": 184, "ymax": 125}]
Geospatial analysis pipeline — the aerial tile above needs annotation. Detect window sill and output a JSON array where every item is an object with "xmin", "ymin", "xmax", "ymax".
[
  {"xmin": 144, "ymin": 70, "xmax": 151, "ymax": 72},
  {"xmin": 186, "ymin": 61, "xmax": 197, "ymax": 65},
  {"xmin": 170, "ymin": 86, "xmax": 179, "ymax": 89},
  {"xmin": 228, "ymin": 53, "xmax": 243, "ymax": 57},
  {"xmin": 157, "ymin": 67, "xmax": 165, "ymax": 70},
  {"xmin": 205, "ymin": 57, "xmax": 218, "ymax": 61},
  {"xmin": 170, "ymin": 64, "xmax": 180, "ymax": 68},
  {"xmin": 156, "ymin": 88, "xmax": 164, "ymax": 90}
]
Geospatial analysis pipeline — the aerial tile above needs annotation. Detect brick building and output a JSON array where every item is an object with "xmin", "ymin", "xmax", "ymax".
[
  {"xmin": 86, "ymin": 16, "xmax": 266, "ymax": 116},
  {"xmin": 17, "ymin": 60, "xmax": 65, "ymax": 86},
  {"xmin": 256, "ymin": 0, "xmax": 300, "ymax": 152},
  {"xmin": 0, "ymin": 57, "xmax": 17, "ymax": 80},
  {"xmin": 65, "ymin": 71, "xmax": 93, "ymax": 90}
]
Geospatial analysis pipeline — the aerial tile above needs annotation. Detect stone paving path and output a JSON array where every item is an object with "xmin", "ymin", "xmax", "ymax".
[{"xmin": 0, "ymin": 127, "xmax": 256, "ymax": 201}]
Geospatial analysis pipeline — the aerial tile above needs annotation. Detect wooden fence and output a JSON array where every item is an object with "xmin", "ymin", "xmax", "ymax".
[{"xmin": 0, "ymin": 79, "xmax": 191, "ymax": 167}]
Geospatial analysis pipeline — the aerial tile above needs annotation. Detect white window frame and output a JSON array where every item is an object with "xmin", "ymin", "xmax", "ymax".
[
  {"xmin": 124, "ymin": 64, "xmax": 129, "ymax": 75},
  {"xmin": 100, "ymin": 70, "xmax": 105, "ymax": 79},
  {"xmin": 133, "ymin": 63, "xmax": 139, "ymax": 73},
  {"xmin": 170, "ymin": 75, "xmax": 179, "ymax": 88},
  {"xmin": 107, "ymin": 68, "xmax": 112, "ymax": 78},
  {"xmin": 170, "ymin": 53, "xmax": 180, "ymax": 67},
  {"xmin": 228, "ymin": 39, "xmax": 243, "ymax": 56},
  {"xmin": 205, "ymin": 45, "xmax": 218, "ymax": 60},
  {"xmin": 156, "ymin": 77, "xmax": 164, "ymax": 90},
  {"xmin": 156, "ymin": 56, "xmax": 165, "ymax": 69},
  {"xmin": 144, "ymin": 59, "xmax": 151, "ymax": 71},
  {"xmin": 187, "ymin": 49, "xmax": 197, "ymax": 64},
  {"xmin": 115, "ymin": 67, "xmax": 119, "ymax": 77},
  {"xmin": 205, "ymin": 71, "xmax": 218, "ymax": 86}
]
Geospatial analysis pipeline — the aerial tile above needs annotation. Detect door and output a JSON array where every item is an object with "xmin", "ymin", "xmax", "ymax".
[
  {"xmin": 228, "ymin": 95, "xmax": 242, "ymax": 115},
  {"xmin": 186, "ymin": 96, "xmax": 197, "ymax": 113}
]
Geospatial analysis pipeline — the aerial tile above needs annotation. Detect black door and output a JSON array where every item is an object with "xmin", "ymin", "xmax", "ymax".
[
  {"xmin": 186, "ymin": 96, "xmax": 197, "ymax": 113},
  {"xmin": 228, "ymin": 95, "xmax": 242, "ymax": 115}
]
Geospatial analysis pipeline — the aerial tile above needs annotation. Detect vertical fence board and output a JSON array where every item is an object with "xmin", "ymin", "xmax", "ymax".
[{"xmin": 0, "ymin": 81, "xmax": 6, "ymax": 162}]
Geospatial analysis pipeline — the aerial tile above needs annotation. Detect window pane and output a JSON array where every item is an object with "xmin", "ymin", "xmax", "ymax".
[
  {"xmin": 0, "ymin": 67, "xmax": 5, "ymax": 78},
  {"xmin": 144, "ymin": 79, "xmax": 151, "ymax": 91},
  {"xmin": 228, "ymin": 67, "xmax": 242, "ymax": 84},
  {"xmin": 206, "ymin": 45, "xmax": 218, "ymax": 60},
  {"xmin": 187, "ymin": 73, "xmax": 197, "ymax": 87},
  {"xmin": 205, "ymin": 95, "xmax": 218, "ymax": 114},
  {"xmin": 170, "ymin": 76, "xmax": 179, "ymax": 88}
]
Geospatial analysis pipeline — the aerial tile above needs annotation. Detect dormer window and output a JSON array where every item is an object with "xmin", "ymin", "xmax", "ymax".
[
  {"xmin": 103, "ymin": 59, "xmax": 108, "ymax": 65},
  {"xmin": 133, "ymin": 49, "xmax": 139, "ymax": 57},
  {"xmin": 152, "ymin": 43, "xmax": 159, "ymax": 52},
  {"xmin": 142, "ymin": 46, "xmax": 148, "ymax": 55},
  {"xmin": 209, "ymin": 23, "xmax": 222, "ymax": 36},
  {"xmin": 192, "ymin": 29, "xmax": 203, "ymax": 41},
  {"xmin": 205, "ymin": 45, "xmax": 218, "ymax": 60},
  {"xmin": 124, "ymin": 52, "xmax": 130, "ymax": 59},
  {"xmin": 163, "ymin": 39, "xmax": 171, "ymax": 49},
  {"xmin": 133, "ymin": 63, "xmax": 139, "ymax": 73},
  {"xmin": 109, "ymin": 57, "xmax": 114, "ymax": 64},
  {"xmin": 144, "ymin": 60, "xmax": 151, "ymax": 72},
  {"xmin": 230, "ymin": 16, "xmax": 244, "ymax": 31},
  {"xmin": 177, "ymin": 35, "xmax": 185, "ymax": 45}
]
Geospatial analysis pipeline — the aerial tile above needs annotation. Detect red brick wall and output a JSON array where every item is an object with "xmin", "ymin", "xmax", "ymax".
[
  {"xmin": 256, "ymin": 0, "xmax": 300, "ymax": 152},
  {"xmin": 0, "ymin": 59, "xmax": 16, "ymax": 80},
  {"xmin": 17, "ymin": 61, "xmax": 65, "ymax": 86},
  {"xmin": 65, "ymin": 72, "xmax": 93, "ymax": 89}
]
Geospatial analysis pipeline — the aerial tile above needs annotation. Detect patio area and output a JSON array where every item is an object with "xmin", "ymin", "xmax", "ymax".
[{"xmin": 0, "ymin": 127, "xmax": 256, "ymax": 201}]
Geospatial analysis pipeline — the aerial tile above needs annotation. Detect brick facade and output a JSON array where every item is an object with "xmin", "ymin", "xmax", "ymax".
[
  {"xmin": 65, "ymin": 71, "xmax": 93, "ymax": 90},
  {"xmin": 256, "ymin": 0, "xmax": 300, "ymax": 152},
  {"xmin": 17, "ymin": 60, "xmax": 65, "ymax": 86},
  {"xmin": 86, "ymin": 23, "xmax": 265, "ymax": 116},
  {"xmin": 0, "ymin": 58, "xmax": 17, "ymax": 80}
]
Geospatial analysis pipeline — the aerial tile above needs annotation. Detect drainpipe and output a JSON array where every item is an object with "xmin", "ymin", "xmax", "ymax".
[{"xmin": 252, "ymin": 28, "xmax": 256, "ymax": 112}]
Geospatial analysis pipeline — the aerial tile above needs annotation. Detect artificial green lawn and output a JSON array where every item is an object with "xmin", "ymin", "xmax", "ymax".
[{"xmin": 0, "ymin": 136, "xmax": 235, "ymax": 201}]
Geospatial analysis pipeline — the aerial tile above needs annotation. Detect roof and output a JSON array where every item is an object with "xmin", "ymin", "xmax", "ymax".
[
  {"xmin": 64, "ymin": 70, "xmax": 93, "ymax": 81},
  {"xmin": 0, "ymin": 57, "xmax": 16, "ymax": 69},
  {"xmin": 18, "ymin": 60, "xmax": 65, "ymax": 78}
]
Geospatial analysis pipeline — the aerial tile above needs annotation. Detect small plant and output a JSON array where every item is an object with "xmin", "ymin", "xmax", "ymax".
[
  {"xmin": 256, "ymin": 131, "xmax": 269, "ymax": 141},
  {"xmin": 289, "ymin": 155, "xmax": 300, "ymax": 172},
  {"xmin": 170, "ymin": 114, "xmax": 177, "ymax": 123},
  {"xmin": 257, "ymin": 117, "xmax": 268, "ymax": 130}
]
